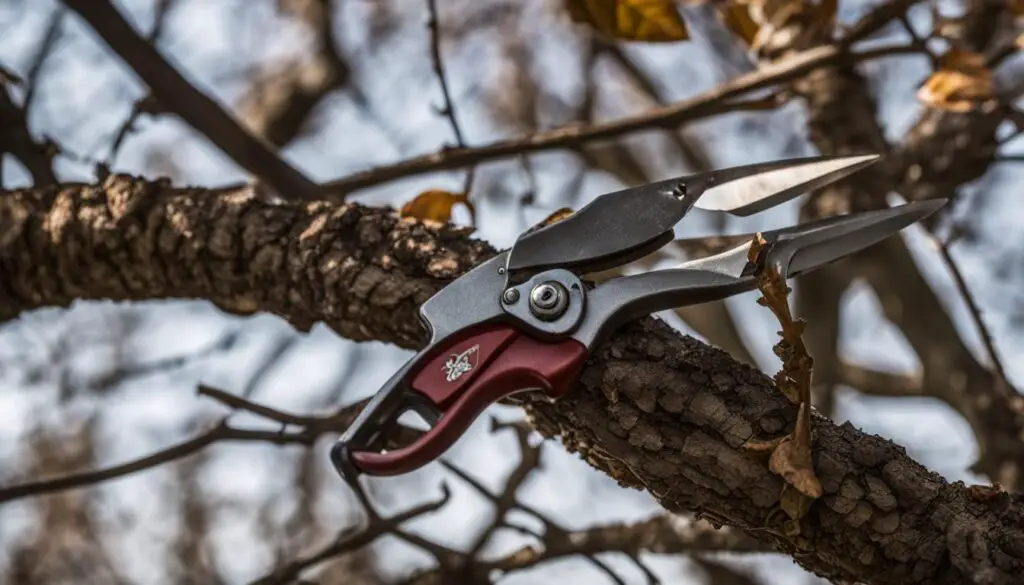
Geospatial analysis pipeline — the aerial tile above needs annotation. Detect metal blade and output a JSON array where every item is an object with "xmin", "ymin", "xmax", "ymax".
[
  {"xmin": 505, "ymin": 154, "xmax": 881, "ymax": 279},
  {"xmin": 693, "ymin": 154, "xmax": 879, "ymax": 216},
  {"xmin": 677, "ymin": 199, "xmax": 947, "ymax": 278},
  {"xmin": 573, "ymin": 200, "xmax": 946, "ymax": 350},
  {"xmin": 779, "ymin": 199, "xmax": 945, "ymax": 277}
]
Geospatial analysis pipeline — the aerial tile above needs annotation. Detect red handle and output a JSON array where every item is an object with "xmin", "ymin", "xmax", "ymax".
[{"xmin": 350, "ymin": 325, "xmax": 587, "ymax": 476}]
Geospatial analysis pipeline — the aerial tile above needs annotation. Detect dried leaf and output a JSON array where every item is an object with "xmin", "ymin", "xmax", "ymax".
[
  {"xmin": 917, "ymin": 48, "xmax": 994, "ymax": 113},
  {"xmin": 400, "ymin": 189, "xmax": 476, "ymax": 225},
  {"xmin": 566, "ymin": 0, "xmax": 690, "ymax": 42},
  {"xmin": 768, "ymin": 405, "xmax": 821, "ymax": 498}
]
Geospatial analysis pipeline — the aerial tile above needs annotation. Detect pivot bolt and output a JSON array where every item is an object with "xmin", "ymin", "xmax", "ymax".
[
  {"xmin": 502, "ymin": 288, "xmax": 520, "ymax": 304},
  {"xmin": 529, "ymin": 281, "xmax": 568, "ymax": 321}
]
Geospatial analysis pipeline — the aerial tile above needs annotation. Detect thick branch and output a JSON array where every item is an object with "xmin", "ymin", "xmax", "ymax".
[
  {"xmin": 2, "ymin": 178, "xmax": 1023, "ymax": 584},
  {"xmin": 61, "ymin": 0, "xmax": 319, "ymax": 200}
]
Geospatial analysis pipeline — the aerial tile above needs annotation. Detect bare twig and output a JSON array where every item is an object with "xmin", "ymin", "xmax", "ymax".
[
  {"xmin": 85, "ymin": 329, "xmax": 237, "ymax": 392},
  {"xmin": 251, "ymin": 485, "xmax": 454, "ymax": 585},
  {"xmin": 0, "ymin": 387, "xmax": 422, "ymax": 506},
  {"xmin": 425, "ymin": 0, "xmax": 475, "ymax": 195},
  {"xmin": 0, "ymin": 419, "xmax": 309, "ymax": 504},
  {"xmin": 929, "ymin": 234, "xmax": 1013, "ymax": 397},
  {"xmin": 61, "ymin": 0, "xmax": 319, "ymax": 200},
  {"xmin": 104, "ymin": 0, "xmax": 177, "ymax": 172},
  {"xmin": 22, "ymin": 8, "xmax": 66, "ymax": 117},
  {"xmin": 0, "ymin": 10, "xmax": 63, "ymax": 186},
  {"xmin": 749, "ymin": 235, "xmax": 821, "ymax": 528}
]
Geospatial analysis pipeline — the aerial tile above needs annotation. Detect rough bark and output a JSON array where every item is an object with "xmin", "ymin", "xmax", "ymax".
[{"xmin": 2, "ymin": 177, "xmax": 1024, "ymax": 585}]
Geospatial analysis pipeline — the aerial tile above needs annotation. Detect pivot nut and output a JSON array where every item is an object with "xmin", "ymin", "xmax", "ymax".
[{"xmin": 529, "ymin": 281, "xmax": 569, "ymax": 321}]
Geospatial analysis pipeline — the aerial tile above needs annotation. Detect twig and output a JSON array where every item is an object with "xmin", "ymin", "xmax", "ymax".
[
  {"xmin": 898, "ymin": 15, "xmax": 939, "ymax": 68},
  {"xmin": 426, "ymin": 420, "xmax": 664, "ymax": 585},
  {"xmin": 0, "ymin": 419, "xmax": 309, "ymax": 504},
  {"xmin": 0, "ymin": 393, "xmax": 375, "ymax": 504},
  {"xmin": 748, "ymin": 235, "xmax": 821, "ymax": 527},
  {"xmin": 425, "ymin": 0, "xmax": 475, "ymax": 196},
  {"xmin": 0, "ymin": 10, "xmax": 64, "ymax": 186},
  {"xmin": 23, "ymin": 8, "xmax": 66, "ymax": 117},
  {"xmin": 197, "ymin": 385, "xmax": 320, "ymax": 427},
  {"xmin": 251, "ymin": 485, "xmax": 453, "ymax": 585},
  {"xmin": 321, "ymin": 43, "xmax": 922, "ymax": 197},
  {"xmin": 85, "ymin": 328, "xmax": 237, "ymax": 392},
  {"xmin": 61, "ymin": 0, "xmax": 319, "ymax": 201},
  {"xmin": 929, "ymin": 234, "xmax": 1012, "ymax": 397}
]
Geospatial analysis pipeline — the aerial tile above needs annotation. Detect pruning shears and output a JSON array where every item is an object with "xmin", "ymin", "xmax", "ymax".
[{"xmin": 330, "ymin": 154, "xmax": 945, "ymax": 483}]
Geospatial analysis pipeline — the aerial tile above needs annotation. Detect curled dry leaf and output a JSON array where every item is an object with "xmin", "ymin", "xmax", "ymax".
[
  {"xmin": 917, "ymin": 48, "xmax": 994, "ymax": 113},
  {"xmin": 565, "ymin": 0, "xmax": 690, "ymax": 42},
  {"xmin": 400, "ymin": 189, "xmax": 476, "ymax": 225},
  {"xmin": 768, "ymin": 404, "xmax": 821, "ymax": 498}
]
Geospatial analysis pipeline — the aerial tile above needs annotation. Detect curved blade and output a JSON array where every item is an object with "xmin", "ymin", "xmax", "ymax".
[
  {"xmin": 778, "ymin": 199, "xmax": 945, "ymax": 277},
  {"xmin": 505, "ymin": 154, "xmax": 881, "ymax": 278},
  {"xmin": 678, "ymin": 199, "xmax": 947, "ymax": 278},
  {"xmin": 574, "ymin": 200, "xmax": 946, "ymax": 349},
  {"xmin": 693, "ymin": 154, "xmax": 879, "ymax": 216}
]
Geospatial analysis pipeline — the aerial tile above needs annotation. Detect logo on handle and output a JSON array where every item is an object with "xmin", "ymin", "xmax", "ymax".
[{"xmin": 443, "ymin": 344, "xmax": 480, "ymax": 382}]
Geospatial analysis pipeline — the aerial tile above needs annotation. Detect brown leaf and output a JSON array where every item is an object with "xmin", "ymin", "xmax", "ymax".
[
  {"xmin": 566, "ymin": 0, "xmax": 690, "ymax": 42},
  {"xmin": 768, "ymin": 413, "xmax": 822, "ymax": 499},
  {"xmin": 400, "ymin": 189, "xmax": 476, "ymax": 225},
  {"xmin": 968, "ymin": 483, "xmax": 1006, "ymax": 502},
  {"xmin": 917, "ymin": 48, "xmax": 994, "ymax": 113}
]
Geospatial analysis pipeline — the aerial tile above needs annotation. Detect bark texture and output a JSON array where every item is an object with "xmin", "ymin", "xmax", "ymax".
[{"xmin": 2, "ymin": 177, "xmax": 1024, "ymax": 584}]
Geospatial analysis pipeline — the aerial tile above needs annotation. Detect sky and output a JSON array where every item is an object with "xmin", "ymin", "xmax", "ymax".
[{"xmin": 1, "ymin": 0, "xmax": 1022, "ymax": 584}]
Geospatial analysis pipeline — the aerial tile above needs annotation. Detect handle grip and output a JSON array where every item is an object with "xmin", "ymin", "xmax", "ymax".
[{"xmin": 330, "ymin": 325, "xmax": 586, "ymax": 482}]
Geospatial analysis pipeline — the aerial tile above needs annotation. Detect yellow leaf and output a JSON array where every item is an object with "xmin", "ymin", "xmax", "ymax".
[
  {"xmin": 917, "ymin": 48, "xmax": 993, "ymax": 113},
  {"xmin": 400, "ymin": 189, "xmax": 476, "ymax": 224},
  {"xmin": 565, "ymin": 0, "xmax": 690, "ymax": 42}
]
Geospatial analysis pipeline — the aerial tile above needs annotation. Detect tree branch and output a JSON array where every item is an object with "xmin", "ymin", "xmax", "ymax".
[
  {"xmin": 321, "ymin": 43, "xmax": 923, "ymax": 197},
  {"xmin": 3, "ymin": 177, "xmax": 1023, "ymax": 584},
  {"xmin": 60, "ymin": 0, "xmax": 320, "ymax": 200}
]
